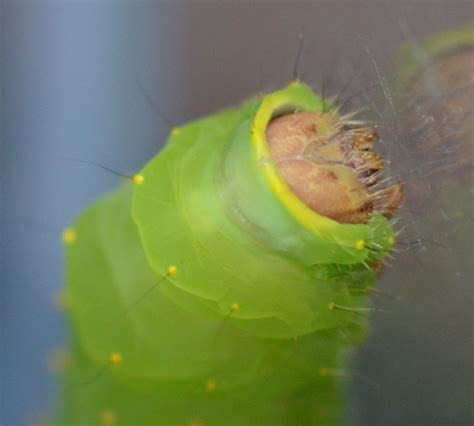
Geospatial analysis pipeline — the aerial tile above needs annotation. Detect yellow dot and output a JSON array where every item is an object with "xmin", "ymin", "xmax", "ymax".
[
  {"xmin": 61, "ymin": 228, "xmax": 76, "ymax": 245},
  {"xmin": 166, "ymin": 265, "xmax": 177, "ymax": 278},
  {"xmin": 190, "ymin": 419, "xmax": 204, "ymax": 426},
  {"xmin": 99, "ymin": 410, "xmax": 117, "ymax": 426},
  {"xmin": 230, "ymin": 303, "xmax": 240, "ymax": 313},
  {"xmin": 328, "ymin": 302, "xmax": 335, "ymax": 310},
  {"xmin": 109, "ymin": 352, "xmax": 122, "ymax": 366},
  {"xmin": 171, "ymin": 127, "xmax": 181, "ymax": 137},
  {"xmin": 319, "ymin": 367, "xmax": 330, "ymax": 377},
  {"xmin": 205, "ymin": 379, "xmax": 216, "ymax": 392},
  {"xmin": 133, "ymin": 174, "xmax": 144, "ymax": 185},
  {"xmin": 355, "ymin": 239, "xmax": 365, "ymax": 251},
  {"xmin": 387, "ymin": 235, "xmax": 396, "ymax": 246},
  {"xmin": 290, "ymin": 79, "xmax": 300, "ymax": 86}
]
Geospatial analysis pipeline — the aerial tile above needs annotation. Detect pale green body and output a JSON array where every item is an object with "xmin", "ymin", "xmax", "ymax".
[{"xmin": 60, "ymin": 83, "xmax": 394, "ymax": 425}]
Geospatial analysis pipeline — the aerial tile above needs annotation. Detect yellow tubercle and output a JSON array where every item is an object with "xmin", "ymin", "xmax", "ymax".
[
  {"xmin": 387, "ymin": 235, "xmax": 396, "ymax": 246},
  {"xmin": 109, "ymin": 352, "xmax": 123, "ymax": 366},
  {"xmin": 99, "ymin": 410, "xmax": 117, "ymax": 426},
  {"xmin": 319, "ymin": 367, "xmax": 330, "ymax": 377},
  {"xmin": 355, "ymin": 239, "xmax": 365, "ymax": 251},
  {"xmin": 166, "ymin": 264, "xmax": 178, "ymax": 278},
  {"xmin": 61, "ymin": 228, "xmax": 76, "ymax": 245},
  {"xmin": 171, "ymin": 127, "xmax": 181, "ymax": 137},
  {"xmin": 230, "ymin": 303, "xmax": 240, "ymax": 313},
  {"xmin": 133, "ymin": 174, "xmax": 144, "ymax": 185},
  {"xmin": 205, "ymin": 379, "xmax": 217, "ymax": 392}
]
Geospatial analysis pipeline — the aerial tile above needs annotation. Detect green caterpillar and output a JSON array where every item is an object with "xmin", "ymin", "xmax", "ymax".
[{"xmin": 58, "ymin": 81, "xmax": 400, "ymax": 425}]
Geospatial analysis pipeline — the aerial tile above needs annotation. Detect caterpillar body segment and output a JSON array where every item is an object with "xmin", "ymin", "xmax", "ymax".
[
  {"xmin": 66, "ymin": 186, "xmax": 349, "ymax": 387},
  {"xmin": 61, "ymin": 187, "xmax": 349, "ymax": 425},
  {"xmin": 60, "ymin": 82, "xmax": 400, "ymax": 425},
  {"xmin": 132, "ymin": 82, "xmax": 395, "ymax": 338},
  {"xmin": 61, "ymin": 341, "xmax": 345, "ymax": 426}
]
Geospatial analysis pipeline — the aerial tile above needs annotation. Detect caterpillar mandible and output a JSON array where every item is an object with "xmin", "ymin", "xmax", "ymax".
[{"xmin": 59, "ymin": 81, "xmax": 401, "ymax": 425}]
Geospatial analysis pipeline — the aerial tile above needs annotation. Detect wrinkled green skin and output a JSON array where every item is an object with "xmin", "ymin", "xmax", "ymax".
[{"xmin": 59, "ymin": 84, "xmax": 395, "ymax": 425}]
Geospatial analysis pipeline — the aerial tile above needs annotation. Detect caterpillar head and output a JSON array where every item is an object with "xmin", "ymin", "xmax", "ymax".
[{"xmin": 267, "ymin": 111, "xmax": 403, "ymax": 224}]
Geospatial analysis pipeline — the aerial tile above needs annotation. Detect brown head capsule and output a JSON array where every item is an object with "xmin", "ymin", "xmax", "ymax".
[{"xmin": 266, "ymin": 111, "xmax": 402, "ymax": 224}]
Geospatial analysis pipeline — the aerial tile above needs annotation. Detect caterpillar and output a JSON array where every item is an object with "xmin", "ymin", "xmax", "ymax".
[
  {"xmin": 57, "ymin": 81, "xmax": 401, "ymax": 426},
  {"xmin": 3, "ymin": 5, "xmax": 471, "ymax": 424}
]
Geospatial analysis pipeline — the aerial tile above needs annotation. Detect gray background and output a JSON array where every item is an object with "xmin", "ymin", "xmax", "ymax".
[{"xmin": 1, "ymin": 1, "xmax": 473, "ymax": 425}]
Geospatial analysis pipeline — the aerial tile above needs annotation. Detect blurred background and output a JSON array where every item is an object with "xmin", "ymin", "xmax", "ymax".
[{"xmin": 1, "ymin": 1, "xmax": 472, "ymax": 425}]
